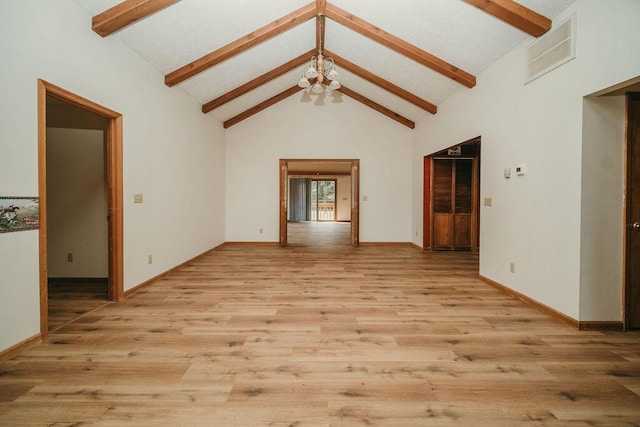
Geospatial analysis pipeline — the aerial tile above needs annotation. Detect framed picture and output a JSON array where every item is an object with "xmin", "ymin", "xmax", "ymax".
[{"xmin": 0, "ymin": 197, "xmax": 39, "ymax": 233}]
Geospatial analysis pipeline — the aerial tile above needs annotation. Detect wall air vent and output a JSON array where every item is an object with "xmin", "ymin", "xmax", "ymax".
[{"xmin": 525, "ymin": 13, "xmax": 576, "ymax": 84}]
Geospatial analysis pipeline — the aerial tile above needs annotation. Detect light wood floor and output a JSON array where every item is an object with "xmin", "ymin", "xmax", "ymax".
[
  {"xmin": 2, "ymin": 223, "xmax": 640, "ymax": 425},
  {"xmin": 48, "ymin": 279, "xmax": 110, "ymax": 332}
]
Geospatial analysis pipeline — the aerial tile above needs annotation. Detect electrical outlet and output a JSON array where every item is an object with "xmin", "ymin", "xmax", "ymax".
[
  {"xmin": 510, "ymin": 262, "xmax": 515, "ymax": 273},
  {"xmin": 67, "ymin": 253, "xmax": 73, "ymax": 262},
  {"xmin": 259, "ymin": 228, "xmax": 263, "ymax": 234},
  {"xmin": 148, "ymin": 254, "xmax": 153, "ymax": 264}
]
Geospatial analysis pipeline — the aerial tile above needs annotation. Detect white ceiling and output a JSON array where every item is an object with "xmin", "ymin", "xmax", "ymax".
[{"xmin": 72, "ymin": 0, "xmax": 576, "ymax": 126}]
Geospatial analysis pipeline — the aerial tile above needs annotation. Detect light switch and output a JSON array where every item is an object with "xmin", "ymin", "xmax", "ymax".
[
  {"xmin": 504, "ymin": 168, "xmax": 511, "ymax": 179},
  {"xmin": 484, "ymin": 197, "xmax": 493, "ymax": 207},
  {"xmin": 362, "ymin": 195, "xmax": 368, "ymax": 202},
  {"xmin": 133, "ymin": 194, "xmax": 143, "ymax": 203},
  {"xmin": 515, "ymin": 164, "xmax": 527, "ymax": 176}
]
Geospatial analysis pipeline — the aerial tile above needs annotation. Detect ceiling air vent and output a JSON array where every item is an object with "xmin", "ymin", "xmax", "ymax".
[{"xmin": 525, "ymin": 13, "xmax": 576, "ymax": 84}]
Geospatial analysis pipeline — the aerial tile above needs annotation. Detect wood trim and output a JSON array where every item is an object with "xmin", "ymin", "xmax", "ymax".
[
  {"xmin": 287, "ymin": 171, "xmax": 351, "ymax": 177},
  {"xmin": 337, "ymin": 86, "xmax": 415, "ymax": 129},
  {"xmin": 37, "ymin": 80, "xmax": 48, "ymax": 341},
  {"xmin": 324, "ymin": 50, "xmax": 437, "ymax": 114},
  {"xmin": 325, "ymin": 3, "xmax": 476, "ymax": 88},
  {"xmin": 461, "ymin": 0, "xmax": 551, "ymax": 37},
  {"xmin": 38, "ymin": 80, "xmax": 124, "ymax": 340},
  {"xmin": 92, "ymin": 0, "xmax": 180, "ymax": 37},
  {"xmin": 0, "ymin": 334, "xmax": 41, "ymax": 362},
  {"xmin": 423, "ymin": 156, "xmax": 432, "ymax": 250},
  {"xmin": 165, "ymin": 2, "xmax": 316, "ymax": 87},
  {"xmin": 224, "ymin": 85, "xmax": 301, "ymax": 128},
  {"xmin": 350, "ymin": 159, "xmax": 359, "ymax": 247},
  {"xmin": 202, "ymin": 50, "xmax": 315, "ymax": 113},
  {"xmin": 578, "ymin": 321, "xmax": 623, "ymax": 331},
  {"xmin": 279, "ymin": 160, "xmax": 288, "ymax": 247},
  {"xmin": 108, "ymin": 115, "xmax": 124, "ymax": 301},
  {"xmin": 479, "ymin": 275, "xmax": 579, "ymax": 329}
]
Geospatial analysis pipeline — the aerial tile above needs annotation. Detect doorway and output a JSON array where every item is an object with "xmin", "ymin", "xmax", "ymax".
[
  {"xmin": 423, "ymin": 138, "xmax": 480, "ymax": 251},
  {"xmin": 38, "ymin": 80, "xmax": 123, "ymax": 340},
  {"xmin": 625, "ymin": 92, "xmax": 640, "ymax": 329},
  {"xmin": 279, "ymin": 159, "xmax": 360, "ymax": 247}
]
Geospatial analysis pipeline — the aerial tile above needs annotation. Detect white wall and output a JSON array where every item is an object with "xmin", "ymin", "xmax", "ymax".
[
  {"xmin": 0, "ymin": 0, "xmax": 225, "ymax": 352},
  {"xmin": 226, "ymin": 95, "xmax": 413, "ymax": 243},
  {"xmin": 412, "ymin": 0, "xmax": 640, "ymax": 321},
  {"xmin": 47, "ymin": 128, "xmax": 108, "ymax": 278},
  {"xmin": 580, "ymin": 96, "xmax": 625, "ymax": 321}
]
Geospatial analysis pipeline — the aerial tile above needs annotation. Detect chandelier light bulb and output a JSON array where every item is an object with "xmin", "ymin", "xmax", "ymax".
[
  {"xmin": 327, "ymin": 68, "xmax": 339, "ymax": 81},
  {"xmin": 311, "ymin": 82, "xmax": 324, "ymax": 94},
  {"xmin": 298, "ymin": 76, "xmax": 310, "ymax": 88},
  {"xmin": 328, "ymin": 79, "xmax": 341, "ymax": 90}
]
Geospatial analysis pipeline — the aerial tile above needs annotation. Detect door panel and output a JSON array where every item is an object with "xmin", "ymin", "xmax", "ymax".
[
  {"xmin": 626, "ymin": 93, "xmax": 640, "ymax": 329},
  {"xmin": 454, "ymin": 214, "xmax": 472, "ymax": 249},
  {"xmin": 433, "ymin": 160, "xmax": 453, "ymax": 214},
  {"xmin": 433, "ymin": 213, "xmax": 453, "ymax": 249}
]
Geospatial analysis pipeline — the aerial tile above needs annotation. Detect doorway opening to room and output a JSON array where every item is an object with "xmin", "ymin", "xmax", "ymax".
[
  {"xmin": 280, "ymin": 159, "xmax": 360, "ymax": 247},
  {"xmin": 38, "ymin": 80, "xmax": 123, "ymax": 339},
  {"xmin": 423, "ymin": 137, "xmax": 480, "ymax": 251}
]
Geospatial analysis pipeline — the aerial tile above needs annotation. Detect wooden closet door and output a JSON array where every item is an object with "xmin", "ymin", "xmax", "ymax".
[
  {"xmin": 432, "ymin": 158, "xmax": 474, "ymax": 250},
  {"xmin": 454, "ymin": 159, "xmax": 473, "ymax": 250},
  {"xmin": 432, "ymin": 159, "xmax": 454, "ymax": 249}
]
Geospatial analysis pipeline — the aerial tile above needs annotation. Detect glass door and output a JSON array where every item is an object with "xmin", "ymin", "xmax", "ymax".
[{"xmin": 311, "ymin": 179, "xmax": 336, "ymax": 221}]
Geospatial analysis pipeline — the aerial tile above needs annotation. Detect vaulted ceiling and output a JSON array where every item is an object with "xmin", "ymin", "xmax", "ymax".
[{"xmin": 73, "ymin": 0, "xmax": 576, "ymax": 129}]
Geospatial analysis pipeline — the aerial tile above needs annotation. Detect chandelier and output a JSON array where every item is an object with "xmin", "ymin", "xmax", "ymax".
[{"xmin": 297, "ymin": 53, "xmax": 341, "ymax": 94}]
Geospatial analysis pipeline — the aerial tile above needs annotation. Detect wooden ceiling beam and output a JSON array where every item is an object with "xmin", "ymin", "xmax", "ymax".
[
  {"xmin": 324, "ymin": 50, "xmax": 437, "ymax": 114},
  {"xmin": 202, "ymin": 49, "xmax": 315, "ymax": 113},
  {"xmin": 325, "ymin": 3, "xmax": 476, "ymax": 88},
  {"xmin": 338, "ymin": 86, "xmax": 415, "ymax": 129},
  {"xmin": 461, "ymin": 0, "xmax": 551, "ymax": 37},
  {"xmin": 223, "ymin": 86, "xmax": 302, "ymax": 128},
  {"xmin": 92, "ymin": 0, "xmax": 180, "ymax": 37},
  {"xmin": 223, "ymin": 84, "xmax": 414, "ymax": 129},
  {"xmin": 316, "ymin": 0, "xmax": 327, "ymax": 53},
  {"xmin": 166, "ymin": 2, "xmax": 316, "ymax": 87}
]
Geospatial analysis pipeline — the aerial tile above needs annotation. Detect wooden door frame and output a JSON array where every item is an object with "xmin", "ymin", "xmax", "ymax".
[
  {"xmin": 38, "ymin": 80, "xmax": 123, "ymax": 340},
  {"xmin": 279, "ymin": 159, "xmax": 360, "ymax": 247},
  {"xmin": 423, "ymin": 138, "xmax": 480, "ymax": 251}
]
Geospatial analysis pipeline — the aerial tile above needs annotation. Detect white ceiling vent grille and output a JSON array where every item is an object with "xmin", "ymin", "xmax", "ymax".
[{"xmin": 525, "ymin": 13, "xmax": 576, "ymax": 84}]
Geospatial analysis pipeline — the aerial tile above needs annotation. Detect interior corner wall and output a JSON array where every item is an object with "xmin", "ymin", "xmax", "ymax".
[
  {"xmin": 412, "ymin": 0, "xmax": 640, "ymax": 321},
  {"xmin": 225, "ymin": 95, "xmax": 413, "ymax": 243},
  {"xmin": 579, "ymin": 96, "xmax": 624, "ymax": 321},
  {"xmin": 0, "ymin": 0, "xmax": 225, "ymax": 353},
  {"xmin": 47, "ymin": 128, "xmax": 108, "ymax": 278}
]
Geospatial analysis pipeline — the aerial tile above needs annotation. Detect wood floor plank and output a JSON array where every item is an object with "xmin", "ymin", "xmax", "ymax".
[{"xmin": 1, "ymin": 222, "xmax": 639, "ymax": 425}]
